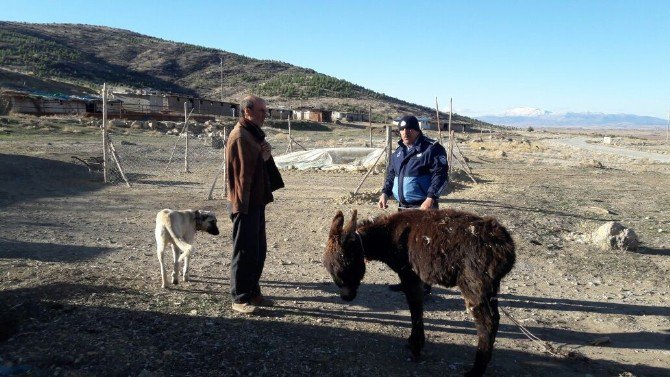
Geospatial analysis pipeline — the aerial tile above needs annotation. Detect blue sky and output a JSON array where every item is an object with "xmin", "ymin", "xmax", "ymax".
[{"xmin": 2, "ymin": 0, "xmax": 668, "ymax": 118}]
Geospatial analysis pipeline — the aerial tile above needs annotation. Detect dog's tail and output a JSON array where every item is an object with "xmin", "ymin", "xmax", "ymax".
[
  {"xmin": 159, "ymin": 216, "xmax": 195, "ymax": 262},
  {"xmin": 170, "ymin": 234, "xmax": 194, "ymax": 262}
]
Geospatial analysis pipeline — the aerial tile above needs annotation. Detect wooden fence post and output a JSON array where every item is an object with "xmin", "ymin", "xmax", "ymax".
[
  {"xmin": 369, "ymin": 105, "xmax": 373, "ymax": 148},
  {"xmin": 435, "ymin": 97, "xmax": 442, "ymax": 144},
  {"xmin": 102, "ymin": 83, "xmax": 108, "ymax": 183}
]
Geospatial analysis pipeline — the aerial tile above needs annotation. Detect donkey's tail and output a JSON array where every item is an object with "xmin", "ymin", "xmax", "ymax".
[{"xmin": 484, "ymin": 217, "xmax": 516, "ymax": 279}]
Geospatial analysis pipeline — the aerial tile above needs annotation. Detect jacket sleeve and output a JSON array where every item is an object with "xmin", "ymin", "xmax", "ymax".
[
  {"xmin": 426, "ymin": 143, "xmax": 448, "ymax": 199},
  {"xmin": 230, "ymin": 135, "xmax": 260, "ymax": 214},
  {"xmin": 382, "ymin": 149, "xmax": 396, "ymax": 196}
]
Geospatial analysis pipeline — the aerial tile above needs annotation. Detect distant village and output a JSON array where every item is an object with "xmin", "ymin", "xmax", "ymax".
[{"xmin": 0, "ymin": 88, "xmax": 471, "ymax": 131}]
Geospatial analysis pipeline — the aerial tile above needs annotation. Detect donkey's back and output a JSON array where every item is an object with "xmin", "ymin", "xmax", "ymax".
[{"xmin": 389, "ymin": 209, "xmax": 516, "ymax": 290}]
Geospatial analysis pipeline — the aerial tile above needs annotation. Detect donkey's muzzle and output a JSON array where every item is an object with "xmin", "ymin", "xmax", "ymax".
[{"xmin": 339, "ymin": 286, "xmax": 357, "ymax": 301}]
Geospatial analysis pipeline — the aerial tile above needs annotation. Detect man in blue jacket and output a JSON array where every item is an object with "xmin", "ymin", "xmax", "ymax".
[{"xmin": 378, "ymin": 114, "xmax": 448, "ymax": 294}]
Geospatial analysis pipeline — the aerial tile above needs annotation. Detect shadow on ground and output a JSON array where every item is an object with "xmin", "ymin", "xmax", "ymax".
[
  {"xmin": 0, "ymin": 237, "xmax": 115, "ymax": 262},
  {"xmin": 1, "ymin": 282, "xmax": 665, "ymax": 376},
  {"xmin": 0, "ymin": 153, "xmax": 103, "ymax": 208}
]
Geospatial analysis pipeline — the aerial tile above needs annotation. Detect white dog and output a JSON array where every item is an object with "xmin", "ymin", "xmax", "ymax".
[{"xmin": 155, "ymin": 209, "xmax": 219, "ymax": 288}]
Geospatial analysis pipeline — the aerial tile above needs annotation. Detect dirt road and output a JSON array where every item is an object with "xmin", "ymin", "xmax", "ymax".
[
  {"xmin": 1, "ymin": 120, "xmax": 668, "ymax": 376},
  {"xmin": 549, "ymin": 136, "xmax": 670, "ymax": 163}
]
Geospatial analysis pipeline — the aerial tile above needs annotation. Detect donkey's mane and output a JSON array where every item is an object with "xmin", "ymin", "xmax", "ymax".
[{"xmin": 356, "ymin": 213, "xmax": 389, "ymax": 230}]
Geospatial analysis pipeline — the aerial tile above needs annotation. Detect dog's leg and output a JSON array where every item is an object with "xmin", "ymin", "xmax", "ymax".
[
  {"xmin": 182, "ymin": 247, "xmax": 192, "ymax": 282},
  {"xmin": 156, "ymin": 237, "xmax": 167, "ymax": 289},
  {"xmin": 171, "ymin": 244, "xmax": 179, "ymax": 285}
]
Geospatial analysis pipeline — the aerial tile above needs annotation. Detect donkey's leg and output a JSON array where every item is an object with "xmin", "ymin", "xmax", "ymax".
[
  {"xmin": 463, "ymin": 291, "xmax": 498, "ymax": 377},
  {"xmin": 400, "ymin": 272, "xmax": 425, "ymax": 359}
]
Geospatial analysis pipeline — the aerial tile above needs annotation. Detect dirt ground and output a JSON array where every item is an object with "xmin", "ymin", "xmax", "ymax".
[{"xmin": 0, "ymin": 116, "xmax": 668, "ymax": 376}]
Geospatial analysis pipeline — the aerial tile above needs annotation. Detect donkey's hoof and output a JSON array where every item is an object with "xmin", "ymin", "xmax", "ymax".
[
  {"xmin": 404, "ymin": 343, "xmax": 421, "ymax": 362},
  {"xmin": 464, "ymin": 368, "xmax": 484, "ymax": 377}
]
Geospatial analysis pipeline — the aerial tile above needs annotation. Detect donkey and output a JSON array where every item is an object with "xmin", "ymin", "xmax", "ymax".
[{"xmin": 323, "ymin": 209, "xmax": 515, "ymax": 377}]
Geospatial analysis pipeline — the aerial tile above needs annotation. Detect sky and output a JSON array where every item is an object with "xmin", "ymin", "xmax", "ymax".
[{"xmin": 2, "ymin": 0, "xmax": 669, "ymax": 118}]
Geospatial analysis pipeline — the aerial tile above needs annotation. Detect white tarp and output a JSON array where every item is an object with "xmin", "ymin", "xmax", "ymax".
[{"xmin": 274, "ymin": 147, "xmax": 385, "ymax": 171}]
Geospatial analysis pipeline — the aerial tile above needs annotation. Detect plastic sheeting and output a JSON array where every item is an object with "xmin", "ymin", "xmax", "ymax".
[{"xmin": 274, "ymin": 147, "xmax": 385, "ymax": 171}]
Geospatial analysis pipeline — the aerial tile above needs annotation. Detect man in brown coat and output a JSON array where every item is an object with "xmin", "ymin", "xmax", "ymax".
[{"xmin": 226, "ymin": 95, "xmax": 275, "ymax": 314}]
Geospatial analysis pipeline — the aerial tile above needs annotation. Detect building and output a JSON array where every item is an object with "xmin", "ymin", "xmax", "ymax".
[
  {"xmin": 292, "ymin": 108, "xmax": 332, "ymax": 122},
  {"xmin": 268, "ymin": 108, "xmax": 292, "ymax": 120},
  {"xmin": 111, "ymin": 92, "xmax": 238, "ymax": 118},
  {"xmin": 332, "ymin": 111, "xmax": 369, "ymax": 122},
  {"xmin": 0, "ymin": 90, "xmax": 121, "ymax": 116}
]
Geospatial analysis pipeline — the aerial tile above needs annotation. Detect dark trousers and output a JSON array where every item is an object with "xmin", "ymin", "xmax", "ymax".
[{"xmin": 230, "ymin": 207, "xmax": 266, "ymax": 304}]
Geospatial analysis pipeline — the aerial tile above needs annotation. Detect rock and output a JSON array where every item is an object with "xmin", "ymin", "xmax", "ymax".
[
  {"xmin": 591, "ymin": 222, "xmax": 639, "ymax": 251},
  {"xmin": 590, "ymin": 336, "xmax": 611, "ymax": 346},
  {"xmin": 148, "ymin": 121, "xmax": 168, "ymax": 132},
  {"xmin": 109, "ymin": 119, "xmax": 128, "ymax": 128}
]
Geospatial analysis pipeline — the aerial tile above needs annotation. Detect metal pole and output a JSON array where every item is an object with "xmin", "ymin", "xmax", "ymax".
[
  {"xmin": 102, "ymin": 83, "xmax": 108, "ymax": 183},
  {"xmin": 184, "ymin": 101, "xmax": 189, "ymax": 173}
]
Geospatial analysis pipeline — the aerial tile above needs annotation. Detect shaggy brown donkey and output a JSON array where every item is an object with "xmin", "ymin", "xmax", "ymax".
[{"xmin": 323, "ymin": 209, "xmax": 515, "ymax": 377}]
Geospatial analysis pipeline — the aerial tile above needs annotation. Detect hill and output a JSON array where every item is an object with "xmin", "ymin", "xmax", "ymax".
[{"xmin": 0, "ymin": 21, "xmax": 493, "ymax": 128}]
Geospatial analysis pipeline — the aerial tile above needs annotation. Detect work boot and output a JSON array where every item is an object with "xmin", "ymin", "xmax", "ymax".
[{"xmin": 231, "ymin": 302, "xmax": 256, "ymax": 314}]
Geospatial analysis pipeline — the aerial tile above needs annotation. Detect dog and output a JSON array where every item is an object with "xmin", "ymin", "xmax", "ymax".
[{"xmin": 155, "ymin": 209, "xmax": 219, "ymax": 288}]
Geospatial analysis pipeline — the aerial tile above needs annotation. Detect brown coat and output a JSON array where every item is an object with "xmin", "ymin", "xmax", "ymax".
[{"xmin": 226, "ymin": 120, "xmax": 273, "ymax": 214}]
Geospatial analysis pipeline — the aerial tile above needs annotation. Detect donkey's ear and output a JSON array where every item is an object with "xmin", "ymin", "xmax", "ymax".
[
  {"xmin": 329, "ymin": 211, "xmax": 345, "ymax": 238},
  {"xmin": 343, "ymin": 209, "xmax": 358, "ymax": 234}
]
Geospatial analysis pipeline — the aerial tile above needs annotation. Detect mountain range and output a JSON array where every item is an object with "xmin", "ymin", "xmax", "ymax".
[
  {"xmin": 0, "ymin": 21, "xmax": 495, "ymax": 128},
  {"xmin": 476, "ymin": 107, "xmax": 668, "ymax": 129}
]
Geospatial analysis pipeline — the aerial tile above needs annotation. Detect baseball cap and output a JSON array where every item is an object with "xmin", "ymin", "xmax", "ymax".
[{"xmin": 398, "ymin": 115, "xmax": 421, "ymax": 131}]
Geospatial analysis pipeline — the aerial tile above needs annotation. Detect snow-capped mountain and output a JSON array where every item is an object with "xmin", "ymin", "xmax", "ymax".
[
  {"xmin": 476, "ymin": 109, "xmax": 667, "ymax": 129},
  {"xmin": 501, "ymin": 107, "xmax": 551, "ymax": 117}
]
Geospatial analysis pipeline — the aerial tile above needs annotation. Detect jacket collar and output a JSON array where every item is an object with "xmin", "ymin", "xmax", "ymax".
[
  {"xmin": 397, "ymin": 134, "xmax": 428, "ymax": 153},
  {"xmin": 239, "ymin": 117, "xmax": 266, "ymax": 142}
]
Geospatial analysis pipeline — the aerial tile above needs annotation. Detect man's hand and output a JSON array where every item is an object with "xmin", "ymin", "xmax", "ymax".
[
  {"xmin": 420, "ymin": 197, "xmax": 435, "ymax": 210},
  {"xmin": 260, "ymin": 141, "xmax": 272, "ymax": 161},
  {"xmin": 378, "ymin": 193, "xmax": 388, "ymax": 209}
]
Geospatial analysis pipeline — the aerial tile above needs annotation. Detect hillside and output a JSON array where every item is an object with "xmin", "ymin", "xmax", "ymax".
[{"xmin": 0, "ymin": 21, "xmax": 493, "ymax": 127}]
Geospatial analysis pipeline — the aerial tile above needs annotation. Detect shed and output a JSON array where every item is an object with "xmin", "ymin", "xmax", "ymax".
[{"xmin": 293, "ymin": 108, "xmax": 332, "ymax": 122}]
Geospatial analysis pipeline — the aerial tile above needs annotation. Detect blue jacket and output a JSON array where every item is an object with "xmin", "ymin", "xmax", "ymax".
[{"xmin": 382, "ymin": 134, "xmax": 448, "ymax": 206}]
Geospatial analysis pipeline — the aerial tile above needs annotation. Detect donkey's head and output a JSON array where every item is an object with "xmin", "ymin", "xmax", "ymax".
[{"xmin": 323, "ymin": 210, "xmax": 366, "ymax": 301}]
